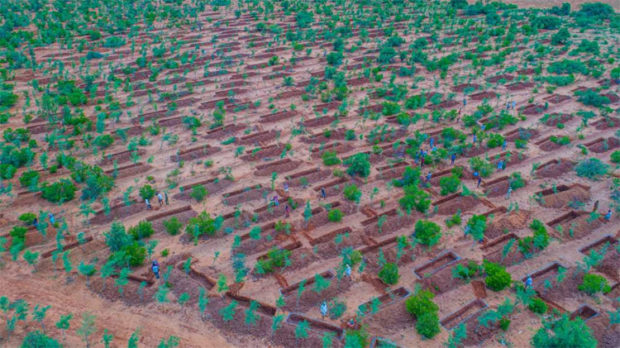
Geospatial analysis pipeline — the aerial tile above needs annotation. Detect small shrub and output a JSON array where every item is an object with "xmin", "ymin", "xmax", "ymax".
[
  {"xmin": 378, "ymin": 262, "xmax": 399, "ymax": 285},
  {"xmin": 399, "ymin": 185, "xmax": 431, "ymax": 213},
  {"xmin": 575, "ymin": 89, "xmax": 610, "ymax": 107},
  {"xmin": 610, "ymin": 150, "xmax": 620, "ymax": 164},
  {"xmin": 416, "ymin": 312, "xmax": 440, "ymax": 339},
  {"xmin": 575, "ymin": 158, "xmax": 609, "ymax": 180},
  {"xmin": 327, "ymin": 209, "xmax": 343, "ymax": 222},
  {"xmin": 163, "ymin": 217, "xmax": 183, "ymax": 235},
  {"xmin": 452, "ymin": 260, "xmax": 481, "ymax": 282},
  {"xmin": 185, "ymin": 212, "xmax": 219, "ymax": 241},
  {"xmin": 128, "ymin": 220, "xmax": 154, "ymax": 240},
  {"xmin": 414, "ymin": 220, "xmax": 441, "ymax": 246},
  {"xmin": 322, "ymin": 151, "xmax": 341, "ymax": 166},
  {"xmin": 343, "ymin": 184, "xmax": 361, "ymax": 202},
  {"xmin": 190, "ymin": 185, "xmax": 208, "ymax": 202},
  {"xmin": 528, "ymin": 297, "xmax": 548, "ymax": 314},
  {"xmin": 439, "ymin": 175, "xmax": 460, "ymax": 195},
  {"xmin": 499, "ymin": 317, "xmax": 511, "ymax": 331},
  {"xmin": 40, "ymin": 179, "xmax": 76, "ymax": 203},
  {"xmin": 509, "ymin": 172, "xmax": 526, "ymax": 190},
  {"xmin": 328, "ymin": 299, "xmax": 347, "ymax": 319},
  {"xmin": 10, "ymin": 226, "xmax": 28, "ymax": 246},
  {"xmin": 486, "ymin": 133, "xmax": 505, "ymax": 148},
  {"xmin": 18, "ymin": 212, "xmax": 37, "ymax": 225},
  {"xmin": 483, "ymin": 261, "xmax": 512, "ymax": 291},
  {"xmin": 344, "ymin": 153, "xmax": 371, "ymax": 177},
  {"xmin": 19, "ymin": 170, "xmax": 40, "ymax": 188},
  {"xmin": 256, "ymin": 247, "xmax": 291, "ymax": 273},
  {"xmin": 139, "ymin": 184, "xmax": 156, "ymax": 200},
  {"xmin": 578, "ymin": 273, "xmax": 611, "ymax": 295},
  {"xmin": 469, "ymin": 157, "xmax": 494, "ymax": 177},
  {"xmin": 405, "ymin": 290, "xmax": 438, "ymax": 317},
  {"xmin": 0, "ymin": 164, "xmax": 16, "ymax": 179}
]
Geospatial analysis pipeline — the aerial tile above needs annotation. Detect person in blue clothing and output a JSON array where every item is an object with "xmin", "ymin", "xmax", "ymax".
[
  {"xmin": 605, "ymin": 209, "xmax": 612, "ymax": 221},
  {"xmin": 525, "ymin": 276, "xmax": 533, "ymax": 289},
  {"xmin": 152, "ymin": 260, "xmax": 160, "ymax": 279},
  {"xmin": 451, "ymin": 153, "xmax": 456, "ymax": 165},
  {"xmin": 320, "ymin": 301, "xmax": 328, "ymax": 319},
  {"xmin": 320, "ymin": 187, "xmax": 326, "ymax": 199},
  {"xmin": 49, "ymin": 213, "xmax": 55, "ymax": 225}
]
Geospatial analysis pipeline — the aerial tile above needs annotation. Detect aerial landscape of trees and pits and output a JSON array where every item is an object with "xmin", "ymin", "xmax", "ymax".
[{"xmin": 1, "ymin": 0, "xmax": 620, "ymax": 346}]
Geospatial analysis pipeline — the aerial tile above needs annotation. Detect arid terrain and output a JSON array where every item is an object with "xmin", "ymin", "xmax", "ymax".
[{"xmin": 0, "ymin": 0, "xmax": 619, "ymax": 347}]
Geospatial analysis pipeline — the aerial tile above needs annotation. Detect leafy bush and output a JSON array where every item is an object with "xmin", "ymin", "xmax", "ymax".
[
  {"xmin": 18, "ymin": 212, "xmax": 37, "ymax": 225},
  {"xmin": 10, "ymin": 226, "xmax": 28, "ymax": 247},
  {"xmin": 21, "ymin": 330, "xmax": 61, "ymax": 348},
  {"xmin": 575, "ymin": 158, "xmax": 609, "ymax": 180},
  {"xmin": 343, "ymin": 184, "xmax": 361, "ymax": 202},
  {"xmin": 71, "ymin": 163, "xmax": 114, "ymax": 200},
  {"xmin": 0, "ymin": 89, "xmax": 18, "ymax": 109},
  {"xmin": 578, "ymin": 273, "xmax": 611, "ymax": 295},
  {"xmin": 93, "ymin": 134, "xmax": 114, "ymax": 149},
  {"xmin": 190, "ymin": 185, "xmax": 208, "ymax": 202},
  {"xmin": 256, "ymin": 247, "xmax": 291, "ymax": 274},
  {"xmin": 163, "ymin": 217, "xmax": 183, "ymax": 235},
  {"xmin": 519, "ymin": 219, "xmax": 550, "ymax": 254},
  {"xmin": 576, "ymin": 2, "xmax": 614, "ymax": 20},
  {"xmin": 185, "ymin": 212, "xmax": 219, "ymax": 240},
  {"xmin": 414, "ymin": 220, "xmax": 441, "ymax": 246},
  {"xmin": 531, "ymin": 315, "xmax": 596, "ymax": 348},
  {"xmin": 466, "ymin": 214, "xmax": 487, "ymax": 241},
  {"xmin": 378, "ymin": 262, "xmax": 399, "ymax": 285},
  {"xmin": 405, "ymin": 290, "xmax": 438, "ymax": 317},
  {"xmin": 528, "ymin": 297, "xmax": 548, "ymax": 314},
  {"xmin": 328, "ymin": 209, "xmax": 343, "ymax": 222},
  {"xmin": 532, "ymin": 16, "xmax": 561, "ymax": 30},
  {"xmin": 416, "ymin": 312, "xmax": 440, "ymax": 339},
  {"xmin": 382, "ymin": 101, "xmax": 401, "ymax": 116},
  {"xmin": 0, "ymin": 163, "xmax": 16, "ymax": 179},
  {"xmin": 486, "ymin": 133, "xmax": 505, "ymax": 148},
  {"xmin": 40, "ymin": 179, "xmax": 76, "ymax": 203},
  {"xmin": 328, "ymin": 299, "xmax": 347, "ymax": 319},
  {"xmin": 322, "ymin": 151, "xmax": 341, "ymax": 166},
  {"xmin": 105, "ymin": 222, "xmax": 131, "ymax": 252},
  {"xmin": 405, "ymin": 289, "xmax": 440, "ymax": 338},
  {"xmin": 399, "ymin": 185, "xmax": 431, "ymax": 213},
  {"xmin": 128, "ymin": 220, "xmax": 154, "ymax": 240},
  {"xmin": 452, "ymin": 260, "xmax": 481, "ymax": 282},
  {"xmin": 575, "ymin": 89, "xmax": 610, "ymax": 107},
  {"xmin": 19, "ymin": 170, "xmax": 40, "ymax": 188},
  {"xmin": 483, "ymin": 261, "xmax": 512, "ymax": 291},
  {"xmin": 469, "ymin": 157, "xmax": 494, "ymax": 177},
  {"xmin": 548, "ymin": 59, "xmax": 588, "ymax": 75},
  {"xmin": 551, "ymin": 28, "xmax": 570, "ymax": 45},
  {"xmin": 611, "ymin": 151, "xmax": 620, "ymax": 164},
  {"xmin": 139, "ymin": 184, "xmax": 156, "ymax": 200},
  {"xmin": 393, "ymin": 166, "xmax": 420, "ymax": 187},
  {"xmin": 111, "ymin": 241, "xmax": 146, "ymax": 267},
  {"xmin": 509, "ymin": 172, "xmax": 526, "ymax": 190},
  {"xmin": 439, "ymin": 175, "xmax": 460, "ymax": 195},
  {"xmin": 345, "ymin": 327, "xmax": 370, "ymax": 348},
  {"xmin": 344, "ymin": 153, "xmax": 371, "ymax": 177}
]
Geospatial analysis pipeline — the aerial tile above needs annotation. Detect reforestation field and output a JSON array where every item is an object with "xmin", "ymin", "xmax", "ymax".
[{"xmin": 0, "ymin": 0, "xmax": 619, "ymax": 347}]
